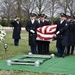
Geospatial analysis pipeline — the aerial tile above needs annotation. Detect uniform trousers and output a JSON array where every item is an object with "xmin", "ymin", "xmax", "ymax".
[
  {"xmin": 57, "ymin": 46, "xmax": 65, "ymax": 57},
  {"xmin": 71, "ymin": 46, "xmax": 74, "ymax": 54},
  {"xmin": 14, "ymin": 39, "xmax": 19, "ymax": 46},
  {"xmin": 30, "ymin": 45, "xmax": 36, "ymax": 54},
  {"xmin": 38, "ymin": 43, "xmax": 42, "ymax": 54},
  {"xmin": 67, "ymin": 46, "xmax": 74, "ymax": 55}
]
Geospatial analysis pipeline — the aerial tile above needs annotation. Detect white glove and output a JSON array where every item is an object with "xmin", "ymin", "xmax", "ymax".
[
  {"xmin": 56, "ymin": 31, "xmax": 60, "ymax": 35},
  {"xmin": 30, "ymin": 30, "xmax": 35, "ymax": 33}
]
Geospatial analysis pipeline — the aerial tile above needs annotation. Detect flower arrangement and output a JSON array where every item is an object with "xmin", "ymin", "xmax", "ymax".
[{"xmin": 0, "ymin": 25, "xmax": 6, "ymax": 42}]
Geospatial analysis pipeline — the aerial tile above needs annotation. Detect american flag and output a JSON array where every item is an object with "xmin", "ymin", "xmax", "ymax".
[{"xmin": 36, "ymin": 25, "xmax": 57, "ymax": 41}]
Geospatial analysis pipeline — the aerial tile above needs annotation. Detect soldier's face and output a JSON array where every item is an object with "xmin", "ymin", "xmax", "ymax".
[
  {"xmin": 60, "ymin": 17, "xmax": 66, "ymax": 20},
  {"xmin": 41, "ymin": 17, "xmax": 44, "ymax": 20}
]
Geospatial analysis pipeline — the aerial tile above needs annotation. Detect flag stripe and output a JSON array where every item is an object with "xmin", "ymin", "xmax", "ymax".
[{"xmin": 36, "ymin": 25, "xmax": 57, "ymax": 41}]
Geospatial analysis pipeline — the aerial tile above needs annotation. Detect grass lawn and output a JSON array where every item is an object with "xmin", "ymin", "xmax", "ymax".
[{"xmin": 0, "ymin": 29, "xmax": 64, "ymax": 75}]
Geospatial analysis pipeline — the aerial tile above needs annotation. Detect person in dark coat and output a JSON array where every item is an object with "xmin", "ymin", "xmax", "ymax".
[
  {"xmin": 10, "ymin": 16, "xmax": 21, "ymax": 46},
  {"xmin": 69, "ymin": 15, "xmax": 75, "ymax": 55},
  {"xmin": 36, "ymin": 14, "xmax": 44, "ymax": 54},
  {"xmin": 26, "ymin": 13, "xmax": 39, "ymax": 54},
  {"xmin": 65, "ymin": 15, "xmax": 74, "ymax": 55},
  {"xmin": 71, "ymin": 15, "xmax": 75, "ymax": 55},
  {"xmin": 40, "ymin": 14, "xmax": 51, "ymax": 54},
  {"xmin": 55, "ymin": 13, "xmax": 68, "ymax": 57}
]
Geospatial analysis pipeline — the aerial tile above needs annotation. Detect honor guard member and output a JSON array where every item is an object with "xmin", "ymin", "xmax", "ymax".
[
  {"xmin": 66, "ymin": 15, "xmax": 74, "ymax": 55},
  {"xmin": 70, "ymin": 15, "xmax": 75, "ymax": 55},
  {"xmin": 10, "ymin": 16, "xmax": 21, "ymax": 46},
  {"xmin": 26, "ymin": 13, "xmax": 39, "ymax": 54},
  {"xmin": 40, "ymin": 14, "xmax": 51, "ymax": 54},
  {"xmin": 66, "ymin": 15, "xmax": 72, "ymax": 55},
  {"xmin": 36, "ymin": 14, "xmax": 43, "ymax": 54},
  {"xmin": 56, "ymin": 13, "xmax": 67, "ymax": 57}
]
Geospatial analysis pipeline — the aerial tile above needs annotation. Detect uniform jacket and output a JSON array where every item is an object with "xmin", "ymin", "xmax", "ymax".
[
  {"xmin": 71, "ymin": 21, "xmax": 75, "ymax": 45},
  {"xmin": 26, "ymin": 20, "xmax": 39, "ymax": 46},
  {"xmin": 10, "ymin": 20, "xmax": 21, "ymax": 39},
  {"xmin": 42, "ymin": 20, "xmax": 50, "ymax": 26},
  {"xmin": 56, "ymin": 20, "xmax": 69, "ymax": 47},
  {"xmin": 66, "ymin": 20, "xmax": 74, "ymax": 46}
]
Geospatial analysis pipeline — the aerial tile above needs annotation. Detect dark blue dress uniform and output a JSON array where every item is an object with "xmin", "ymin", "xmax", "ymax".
[
  {"xmin": 10, "ymin": 20, "xmax": 21, "ymax": 46},
  {"xmin": 26, "ymin": 18, "xmax": 39, "ymax": 54},
  {"xmin": 69, "ymin": 20, "xmax": 75, "ymax": 55},
  {"xmin": 72, "ymin": 20, "xmax": 75, "ymax": 54},
  {"xmin": 41, "ymin": 20, "xmax": 51, "ymax": 54},
  {"xmin": 36, "ymin": 20, "xmax": 43, "ymax": 54},
  {"xmin": 66, "ymin": 19, "xmax": 74, "ymax": 55},
  {"xmin": 56, "ymin": 14, "xmax": 75, "ymax": 56},
  {"xmin": 39, "ymin": 14, "xmax": 51, "ymax": 54},
  {"xmin": 56, "ymin": 20, "xmax": 66, "ymax": 57}
]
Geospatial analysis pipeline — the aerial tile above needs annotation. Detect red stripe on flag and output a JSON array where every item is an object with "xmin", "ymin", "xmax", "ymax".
[
  {"xmin": 37, "ymin": 34, "xmax": 55, "ymax": 41},
  {"xmin": 36, "ymin": 25, "xmax": 57, "ymax": 41}
]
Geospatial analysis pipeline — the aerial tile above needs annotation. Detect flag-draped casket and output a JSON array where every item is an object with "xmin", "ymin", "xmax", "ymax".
[{"xmin": 36, "ymin": 25, "xmax": 57, "ymax": 41}]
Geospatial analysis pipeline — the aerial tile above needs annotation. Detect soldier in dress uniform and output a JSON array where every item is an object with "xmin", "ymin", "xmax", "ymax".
[
  {"xmin": 10, "ymin": 16, "xmax": 21, "ymax": 46},
  {"xmin": 40, "ymin": 14, "xmax": 51, "ymax": 54},
  {"xmin": 66, "ymin": 15, "xmax": 74, "ymax": 55},
  {"xmin": 55, "ymin": 13, "xmax": 68, "ymax": 57},
  {"xmin": 36, "ymin": 14, "xmax": 43, "ymax": 54},
  {"xmin": 26, "ymin": 13, "xmax": 39, "ymax": 54},
  {"xmin": 70, "ymin": 15, "xmax": 75, "ymax": 55}
]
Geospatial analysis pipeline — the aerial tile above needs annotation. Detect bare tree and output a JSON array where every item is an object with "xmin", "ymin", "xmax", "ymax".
[
  {"xmin": 47, "ymin": 0, "xmax": 60, "ymax": 24},
  {"xmin": 58, "ymin": 0, "xmax": 75, "ymax": 16},
  {"xmin": 21, "ymin": 0, "xmax": 36, "ymax": 19},
  {"xmin": 34, "ymin": 0, "xmax": 50, "ymax": 14},
  {"xmin": 0, "ymin": 0, "xmax": 16, "ymax": 26},
  {"xmin": 57, "ymin": 0, "xmax": 68, "ymax": 14},
  {"xmin": 0, "ymin": 0, "xmax": 75, "ymax": 26},
  {"xmin": 16, "ymin": 0, "xmax": 22, "ymax": 18},
  {"xmin": 67, "ymin": 0, "xmax": 75, "ymax": 16}
]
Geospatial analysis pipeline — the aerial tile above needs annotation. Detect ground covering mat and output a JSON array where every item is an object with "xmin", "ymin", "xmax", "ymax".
[{"xmin": 0, "ymin": 55, "xmax": 75, "ymax": 75}]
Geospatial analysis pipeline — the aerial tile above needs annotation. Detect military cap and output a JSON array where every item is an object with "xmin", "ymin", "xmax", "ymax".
[
  {"xmin": 41, "ymin": 14, "xmax": 45, "ymax": 17},
  {"xmin": 14, "ymin": 16, "xmax": 19, "ymax": 19},
  {"xmin": 66, "ymin": 15, "xmax": 71, "ymax": 19},
  {"xmin": 36, "ymin": 14, "xmax": 41, "ymax": 18},
  {"xmin": 38, "ymin": 14, "xmax": 42, "ymax": 16},
  {"xmin": 60, "ymin": 13, "xmax": 67, "ymax": 17},
  {"xmin": 44, "ymin": 15, "xmax": 47, "ymax": 19},
  {"xmin": 14, "ymin": 16, "xmax": 20, "ymax": 20},
  {"xmin": 30, "ymin": 13, "xmax": 36, "ymax": 17}
]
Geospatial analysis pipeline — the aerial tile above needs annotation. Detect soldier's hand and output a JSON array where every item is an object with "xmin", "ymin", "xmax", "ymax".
[
  {"xmin": 56, "ymin": 31, "xmax": 60, "ymax": 35},
  {"xmin": 30, "ymin": 30, "xmax": 35, "ymax": 33},
  {"xmin": 53, "ymin": 34, "xmax": 58, "ymax": 40}
]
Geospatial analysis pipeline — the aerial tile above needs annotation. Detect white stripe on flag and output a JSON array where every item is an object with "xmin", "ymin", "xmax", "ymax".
[{"xmin": 36, "ymin": 25, "xmax": 57, "ymax": 41}]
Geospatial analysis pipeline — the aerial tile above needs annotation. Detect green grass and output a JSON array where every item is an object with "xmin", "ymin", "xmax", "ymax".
[{"xmin": 0, "ymin": 30, "xmax": 61, "ymax": 75}]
